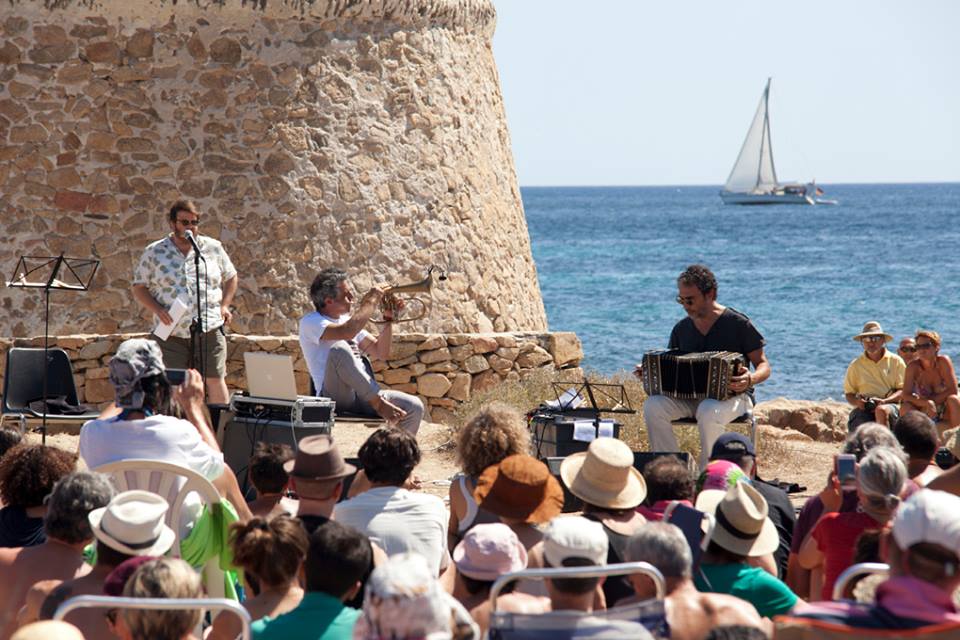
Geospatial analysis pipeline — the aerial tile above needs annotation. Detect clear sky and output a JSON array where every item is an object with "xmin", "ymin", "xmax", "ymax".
[{"xmin": 492, "ymin": 1, "xmax": 960, "ymax": 186}]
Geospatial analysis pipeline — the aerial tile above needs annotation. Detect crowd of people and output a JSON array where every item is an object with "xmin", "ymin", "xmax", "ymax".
[{"xmin": 2, "ymin": 227, "xmax": 960, "ymax": 640}]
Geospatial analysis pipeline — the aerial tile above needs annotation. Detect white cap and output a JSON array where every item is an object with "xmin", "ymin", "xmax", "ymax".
[
  {"xmin": 543, "ymin": 516, "xmax": 608, "ymax": 567},
  {"xmin": 892, "ymin": 490, "xmax": 960, "ymax": 554}
]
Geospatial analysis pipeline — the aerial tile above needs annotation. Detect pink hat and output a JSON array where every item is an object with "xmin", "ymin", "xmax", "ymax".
[{"xmin": 453, "ymin": 523, "xmax": 528, "ymax": 581}]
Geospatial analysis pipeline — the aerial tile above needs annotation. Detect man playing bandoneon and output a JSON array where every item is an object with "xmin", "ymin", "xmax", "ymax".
[
  {"xmin": 636, "ymin": 264, "xmax": 771, "ymax": 468},
  {"xmin": 299, "ymin": 267, "xmax": 423, "ymax": 435}
]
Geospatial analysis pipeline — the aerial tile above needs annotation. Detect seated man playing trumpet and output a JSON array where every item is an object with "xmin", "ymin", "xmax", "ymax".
[{"xmin": 299, "ymin": 267, "xmax": 423, "ymax": 435}]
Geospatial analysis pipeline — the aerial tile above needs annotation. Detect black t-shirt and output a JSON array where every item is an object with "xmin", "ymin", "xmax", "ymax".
[
  {"xmin": 752, "ymin": 479, "xmax": 796, "ymax": 579},
  {"xmin": 668, "ymin": 307, "xmax": 765, "ymax": 365}
]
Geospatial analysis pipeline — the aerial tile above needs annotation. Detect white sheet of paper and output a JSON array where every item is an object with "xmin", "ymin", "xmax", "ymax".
[
  {"xmin": 573, "ymin": 420, "xmax": 597, "ymax": 442},
  {"xmin": 573, "ymin": 419, "xmax": 616, "ymax": 443},
  {"xmin": 599, "ymin": 420, "xmax": 615, "ymax": 438},
  {"xmin": 544, "ymin": 388, "xmax": 584, "ymax": 411},
  {"xmin": 153, "ymin": 297, "xmax": 190, "ymax": 340}
]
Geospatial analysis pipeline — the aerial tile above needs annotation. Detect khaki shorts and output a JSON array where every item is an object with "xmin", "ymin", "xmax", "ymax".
[{"xmin": 155, "ymin": 328, "xmax": 227, "ymax": 378}]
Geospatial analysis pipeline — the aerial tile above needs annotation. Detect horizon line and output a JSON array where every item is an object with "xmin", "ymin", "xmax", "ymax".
[{"xmin": 519, "ymin": 180, "xmax": 960, "ymax": 189}]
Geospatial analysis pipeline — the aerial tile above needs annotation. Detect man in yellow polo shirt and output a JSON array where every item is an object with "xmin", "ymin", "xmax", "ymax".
[{"xmin": 844, "ymin": 321, "xmax": 906, "ymax": 431}]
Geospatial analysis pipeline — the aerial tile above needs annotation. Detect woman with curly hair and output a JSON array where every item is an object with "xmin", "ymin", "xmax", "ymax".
[
  {"xmin": 447, "ymin": 403, "xmax": 531, "ymax": 552},
  {"xmin": 0, "ymin": 444, "xmax": 76, "ymax": 547},
  {"xmin": 207, "ymin": 515, "xmax": 309, "ymax": 640}
]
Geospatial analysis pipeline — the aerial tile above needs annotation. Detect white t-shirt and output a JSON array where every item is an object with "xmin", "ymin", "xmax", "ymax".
[
  {"xmin": 333, "ymin": 486, "xmax": 450, "ymax": 576},
  {"xmin": 299, "ymin": 311, "xmax": 373, "ymax": 394},
  {"xmin": 79, "ymin": 414, "xmax": 225, "ymax": 535}
]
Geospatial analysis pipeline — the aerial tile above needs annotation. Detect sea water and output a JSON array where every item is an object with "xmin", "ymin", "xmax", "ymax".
[{"xmin": 522, "ymin": 183, "xmax": 960, "ymax": 401}]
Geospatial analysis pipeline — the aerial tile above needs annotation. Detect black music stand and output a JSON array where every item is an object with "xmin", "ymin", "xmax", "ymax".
[{"xmin": 7, "ymin": 254, "xmax": 99, "ymax": 443}]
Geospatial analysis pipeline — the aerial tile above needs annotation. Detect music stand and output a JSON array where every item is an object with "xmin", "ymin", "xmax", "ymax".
[{"xmin": 7, "ymin": 255, "xmax": 99, "ymax": 442}]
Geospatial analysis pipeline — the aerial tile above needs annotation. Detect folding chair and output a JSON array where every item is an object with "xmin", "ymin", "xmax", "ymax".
[
  {"xmin": 53, "ymin": 595, "xmax": 251, "ymax": 640},
  {"xmin": 488, "ymin": 562, "xmax": 668, "ymax": 640},
  {"xmin": 0, "ymin": 347, "xmax": 99, "ymax": 431},
  {"xmin": 831, "ymin": 562, "xmax": 889, "ymax": 601},
  {"xmin": 94, "ymin": 459, "xmax": 228, "ymax": 599}
]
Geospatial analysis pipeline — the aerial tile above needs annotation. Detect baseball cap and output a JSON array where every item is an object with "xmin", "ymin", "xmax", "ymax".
[
  {"xmin": 710, "ymin": 433, "xmax": 756, "ymax": 461},
  {"xmin": 892, "ymin": 489, "xmax": 960, "ymax": 554},
  {"xmin": 543, "ymin": 516, "xmax": 608, "ymax": 567}
]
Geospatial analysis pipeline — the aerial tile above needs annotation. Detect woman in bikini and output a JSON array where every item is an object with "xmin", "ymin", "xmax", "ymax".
[{"xmin": 901, "ymin": 330, "xmax": 960, "ymax": 437}]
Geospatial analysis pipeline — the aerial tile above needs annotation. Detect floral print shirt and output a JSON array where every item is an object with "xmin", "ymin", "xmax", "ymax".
[{"xmin": 133, "ymin": 234, "xmax": 237, "ymax": 339}]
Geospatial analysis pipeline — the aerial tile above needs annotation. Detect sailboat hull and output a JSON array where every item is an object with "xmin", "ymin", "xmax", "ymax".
[{"xmin": 720, "ymin": 191, "xmax": 814, "ymax": 205}]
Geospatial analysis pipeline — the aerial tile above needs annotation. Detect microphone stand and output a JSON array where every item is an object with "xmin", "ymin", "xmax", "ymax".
[{"xmin": 186, "ymin": 232, "xmax": 206, "ymax": 381}]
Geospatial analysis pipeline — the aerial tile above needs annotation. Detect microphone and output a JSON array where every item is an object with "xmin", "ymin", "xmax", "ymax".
[{"xmin": 184, "ymin": 230, "xmax": 205, "ymax": 260}]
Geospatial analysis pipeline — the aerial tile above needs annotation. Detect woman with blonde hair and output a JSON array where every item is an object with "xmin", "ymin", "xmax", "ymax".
[
  {"xmin": 901, "ymin": 330, "xmax": 960, "ymax": 435},
  {"xmin": 447, "ymin": 403, "xmax": 531, "ymax": 550},
  {"xmin": 207, "ymin": 515, "xmax": 308, "ymax": 640},
  {"xmin": 120, "ymin": 558, "xmax": 203, "ymax": 640}
]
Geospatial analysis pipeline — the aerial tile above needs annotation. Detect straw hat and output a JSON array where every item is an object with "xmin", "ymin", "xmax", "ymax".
[
  {"xmin": 474, "ymin": 454, "xmax": 563, "ymax": 524},
  {"xmin": 560, "ymin": 438, "xmax": 646, "ymax": 510},
  {"xmin": 700, "ymin": 482, "xmax": 779, "ymax": 557},
  {"xmin": 88, "ymin": 490, "xmax": 175, "ymax": 557},
  {"xmin": 853, "ymin": 321, "xmax": 893, "ymax": 343}
]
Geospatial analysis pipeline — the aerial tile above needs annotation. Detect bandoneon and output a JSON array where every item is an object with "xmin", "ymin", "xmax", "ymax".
[{"xmin": 642, "ymin": 350, "xmax": 744, "ymax": 400}]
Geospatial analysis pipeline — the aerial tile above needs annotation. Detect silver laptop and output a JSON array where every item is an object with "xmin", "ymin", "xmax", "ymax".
[{"xmin": 244, "ymin": 352, "xmax": 299, "ymax": 401}]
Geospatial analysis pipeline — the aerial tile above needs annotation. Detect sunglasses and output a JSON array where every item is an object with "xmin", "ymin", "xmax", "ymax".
[
  {"xmin": 176, "ymin": 219, "xmax": 199, "ymax": 227},
  {"xmin": 862, "ymin": 336, "xmax": 885, "ymax": 342},
  {"xmin": 899, "ymin": 346, "xmax": 917, "ymax": 353},
  {"xmin": 675, "ymin": 295, "xmax": 697, "ymax": 306},
  {"xmin": 916, "ymin": 342, "xmax": 936, "ymax": 350}
]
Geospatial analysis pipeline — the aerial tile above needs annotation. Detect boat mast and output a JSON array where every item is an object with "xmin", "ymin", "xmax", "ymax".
[{"xmin": 760, "ymin": 77, "xmax": 778, "ymax": 189}]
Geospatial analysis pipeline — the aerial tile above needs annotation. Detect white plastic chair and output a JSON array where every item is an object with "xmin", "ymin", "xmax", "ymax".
[
  {"xmin": 53, "ymin": 595, "xmax": 251, "ymax": 640},
  {"xmin": 488, "ymin": 562, "xmax": 667, "ymax": 639},
  {"xmin": 94, "ymin": 459, "xmax": 227, "ymax": 599},
  {"xmin": 831, "ymin": 562, "xmax": 890, "ymax": 601}
]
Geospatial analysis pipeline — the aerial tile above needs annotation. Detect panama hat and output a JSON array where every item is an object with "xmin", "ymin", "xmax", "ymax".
[
  {"xmin": 475, "ymin": 454, "xmax": 563, "ymax": 524},
  {"xmin": 853, "ymin": 321, "xmax": 893, "ymax": 343},
  {"xmin": 560, "ymin": 438, "xmax": 646, "ymax": 510},
  {"xmin": 702, "ymin": 482, "xmax": 779, "ymax": 557},
  {"xmin": 88, "ymin": 490, "xmax": 176, "ymax": 557}
]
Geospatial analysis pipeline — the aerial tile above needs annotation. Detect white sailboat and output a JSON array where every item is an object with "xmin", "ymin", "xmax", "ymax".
[{"xmin": 720, "ymin": 79, "xmax": 835, "ymax": 205}]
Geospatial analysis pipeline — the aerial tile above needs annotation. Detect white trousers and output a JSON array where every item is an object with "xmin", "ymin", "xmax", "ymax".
[{"xmin": 643, "ymin": 394, "xmax": 752, "ymax": 469}]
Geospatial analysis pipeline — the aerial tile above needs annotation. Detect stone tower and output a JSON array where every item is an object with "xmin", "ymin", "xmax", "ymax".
[{"xmin": 0, "ymin": 0, "xmax": 548, "ymax": 338}]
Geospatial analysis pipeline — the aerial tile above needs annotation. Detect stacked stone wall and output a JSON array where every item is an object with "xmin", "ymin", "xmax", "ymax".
[
  {"xmin": 0, "ymin": 331, "xmax": 582, "ymax": 423},
  {"xmin": 1, "ymin": 0, "xmax": 547, "ymax": 339}
]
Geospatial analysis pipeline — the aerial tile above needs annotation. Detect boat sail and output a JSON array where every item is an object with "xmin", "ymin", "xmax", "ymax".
[{"xmin": 720, "ymin": 79, "xmax": 834, "ymax": 205}]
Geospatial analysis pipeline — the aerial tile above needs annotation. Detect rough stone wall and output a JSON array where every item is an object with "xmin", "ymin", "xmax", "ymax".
[
  {"xmin": 0, "ymin": 0, "xmax": 547, "ymax": 338},
  {"xmin": 0, "ymin": 331, "xmax": 583, "ymax": 423}
]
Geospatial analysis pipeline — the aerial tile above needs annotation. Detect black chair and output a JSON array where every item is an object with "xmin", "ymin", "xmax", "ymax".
[{"xmin": 1, "ymin": 347, "xmax": 100, "ymax": 431}]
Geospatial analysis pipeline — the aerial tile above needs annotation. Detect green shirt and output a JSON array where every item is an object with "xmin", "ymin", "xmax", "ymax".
[
  {"xmin": 253, "ymin": 592, "xmax": 360, "ymax": 640},
  {"xmin": 694, "ymin": 563, "xmax": 798, "ymax": 618}
]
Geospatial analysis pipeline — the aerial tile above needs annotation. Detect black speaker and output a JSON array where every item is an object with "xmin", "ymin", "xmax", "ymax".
[
  {"xmin": 222, "ymin": 417, "xmax": 331, "ymax": 497},
  {"xmin": 543, "ymin": 456, "xmax": 583, "ymax": 513},
  {"xmin": 632, "ymin": 451, "xmax": 695, "ymax": 474}
]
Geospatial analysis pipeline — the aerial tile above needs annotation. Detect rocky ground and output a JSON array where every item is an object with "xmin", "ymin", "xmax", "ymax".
[{"xmin": 26, "ymin": 396, "xmax": 847, "ymax": 507}]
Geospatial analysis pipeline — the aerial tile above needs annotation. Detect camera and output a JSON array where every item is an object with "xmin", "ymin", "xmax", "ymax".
[{"xmin": 863, "ymin": 398, "xmax": 878, "ymax": 413}]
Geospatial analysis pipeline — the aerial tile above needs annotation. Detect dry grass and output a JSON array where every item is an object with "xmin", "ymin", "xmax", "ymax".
[{"xmin": 450, "ymin": 368, "xmax": 757, "ymax": 463}]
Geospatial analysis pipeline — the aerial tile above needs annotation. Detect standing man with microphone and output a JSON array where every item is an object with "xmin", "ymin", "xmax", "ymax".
[{"xmin": 132, "ymin": 200, "xmax": 237, "ymax": 403}]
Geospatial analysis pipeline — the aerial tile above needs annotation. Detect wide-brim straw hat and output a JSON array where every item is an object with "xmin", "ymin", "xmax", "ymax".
[
  {"xmin": 699, "ymin": 482, "xmax": 779, "ymax": 558},
  {"xmin": 475, "ymin": 454, "xmax": 563, "ymax": 524},
  {"xmin": 853, "ymin": 321, "xmax": 893, "ymax": 343},
  {"xmin": 560, "ymin": 438, "xmax": 646, "ymax": 510},
  {"xmin": 88, "ymin": 490, "xmax": 176, "ymax": 557}
]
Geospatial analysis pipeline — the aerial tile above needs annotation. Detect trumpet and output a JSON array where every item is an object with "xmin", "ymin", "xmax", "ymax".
[{"xmin": 372, "ymin": 265, "xmax": 447, "ymax": 323}]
